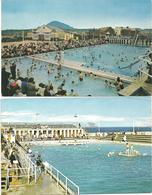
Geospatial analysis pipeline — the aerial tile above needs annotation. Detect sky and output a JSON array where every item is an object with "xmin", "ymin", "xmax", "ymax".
[
  {"xmin": 1, "ymin": 97, "xmax": 151, "ymax": 127},
  {"xmin": 2, "ymin": 0, "xmax": 151, "ymax": 30}
]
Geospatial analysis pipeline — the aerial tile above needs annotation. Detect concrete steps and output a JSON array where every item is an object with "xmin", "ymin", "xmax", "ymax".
[
  {"xmin": 102, "ymin": 134, "xmax": 152, "ymax": 143},
  {"xmin": 1, "ymin": 176, "xmax": 7, "ymax": 190}
]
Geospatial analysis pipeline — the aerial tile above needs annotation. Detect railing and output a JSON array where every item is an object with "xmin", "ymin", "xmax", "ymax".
[
  {"xmin": 134, "ymin": 34, "xmax": 139, "ymax": 46},
  {"xmin": 15, "ymin": 142, "xmax": 80, "ymax": 194},
  {"xmin": 15, "ymin": 144, "xmax": 41, "ymax": 183},
  {"xmin": 138, "ymin": 52, "xmax": 152, "ymax": 78},
  {"xmin": 138, "ymin": 68, "xmax": 152, "ymax": 78},
  {"xmin": 43, "ymin": 162, "xmax": 79, "ymax": 195},
  {"xmin": 6, "ymin": 167, "xmax": 31, "ymax": 189}
]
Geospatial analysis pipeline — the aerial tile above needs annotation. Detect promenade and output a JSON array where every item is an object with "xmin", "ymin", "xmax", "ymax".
[{"xmin": 6, "ymin": 174, "xmax": 66, "ymax": 195}]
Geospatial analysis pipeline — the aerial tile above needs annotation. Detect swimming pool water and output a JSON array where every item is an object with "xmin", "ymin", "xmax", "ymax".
[
  {"xmin": 3, "ymin": 44, "xmax": 148, "ymax": 96},
  {"xmin": 37, "ymin": 44, "xmax": 148, "ymax": 77},
  {"xmin": 3, "ymin": 57, "xmax": 118, "ymax": 96},
  {"xmin": 32, "ymin": 143, "xmax": 152, "ymax": 194}
]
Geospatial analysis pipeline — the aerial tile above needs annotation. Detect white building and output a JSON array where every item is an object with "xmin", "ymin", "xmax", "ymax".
[
  {"xmin": 1, "ymin": 123, "xmax": 86, "ymax": 140},
  {"xmin": 32, "ymin": 25, "xmax": 74, "ymax": 41}
]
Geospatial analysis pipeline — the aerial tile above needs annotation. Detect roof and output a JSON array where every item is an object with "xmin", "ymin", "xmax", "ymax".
[
  {"xmin": 1, "ymin": 122, "xmax": 77, "ymax": 128},
  {"xmin": 35, "ymin": 25, "xmax": 64, "ymax": 33}
]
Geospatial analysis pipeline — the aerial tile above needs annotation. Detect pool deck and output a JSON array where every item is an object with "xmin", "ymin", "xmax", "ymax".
[
  {"xmin": 28, "ymin": 56, "xmax": 133, "ymax": 83},
  {"xmin": 5, "ymin": 174, "xmax": 66, "ymax": 195},
  {"xmin": 118, "ymin": 75, "xmax": 152, "ymax": 96},
  {"xmin": 23, "ymin": 139, "xmax": 152, "ymax": 147},
  {"xmin": 23, "ymin": 139, "xmax": 103, "ymax": 147}
]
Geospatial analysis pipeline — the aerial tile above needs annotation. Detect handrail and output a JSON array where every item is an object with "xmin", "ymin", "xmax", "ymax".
[
  {"xmin": 138, "ymin": 68, "xmax": 152, "ymax": 78},
  {"xmin": 15, "ymin": 144, "xmax": 40, "ymax": 183},
  {"xmin": 138, "ymin": 54, "xmax": 152, "ymax": 65},
  {"xmin": 15, "ymin": 142, "xmax": 80, "ymax": 194},
  {"xmin": 43, "ymin": 161, "xmax": 79, "ymax": 195},
  {"xmin": 51, "ymin": 164, "xmax": 79, "ymax": 188},
  {"xmin": 6, "ymin": 168, "xmax": 9, "ymax": 190},
  {"xmin": 6, "ymin": 167, "xmax": 31, "ymax": 188}
]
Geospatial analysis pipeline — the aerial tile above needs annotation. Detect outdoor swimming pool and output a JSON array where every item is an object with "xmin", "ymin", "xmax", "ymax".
[
  {"xmin": 2, "ymin": 44, "xmax": 148, "ymax": 96},
  {"xmin": 32, "ymin": 143, "xmax": 152, "ymax": 194},
  {"xmin": 37, "ymin": 44, "xmax": 148, "ymax": 77}
]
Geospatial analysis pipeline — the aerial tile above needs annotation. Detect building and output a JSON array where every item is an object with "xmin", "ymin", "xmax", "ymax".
[
  {"xmin": 1, "ymin": 123, "xmax": 86, "ymax": 140},
  {"xmin": 32, "ymin": 25, "xmax": 74, "ymax": 41},
  {"xmin": 115, "ymin": 27, "xmax": 137, "ymax": 37},
  {"xmin": 98, "ymin": 27, "xmax": 115, "ymax": 36}
]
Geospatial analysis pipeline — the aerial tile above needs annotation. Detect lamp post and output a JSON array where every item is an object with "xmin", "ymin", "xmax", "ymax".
[
  {"xmin": 22, "ymin": 31, "xmax": 25, "ymax": 42},
  {"xmin": 74, "ymin": 114, "xmax": 78, "ymax": 128}
]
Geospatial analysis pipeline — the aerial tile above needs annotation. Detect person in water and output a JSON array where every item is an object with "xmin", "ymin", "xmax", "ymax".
[
  {"xmin": 125, "ymin": 143, "xmax": 140, "ymax": 156},
  {"xmin": 79, "ymin": 72, "xmax": 84, "ymax": 81}
]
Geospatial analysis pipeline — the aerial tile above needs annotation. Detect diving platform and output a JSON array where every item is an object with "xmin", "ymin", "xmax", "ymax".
[{"xmin": 27, "ymin": 56, "xmax": 133, "ymax": 83}]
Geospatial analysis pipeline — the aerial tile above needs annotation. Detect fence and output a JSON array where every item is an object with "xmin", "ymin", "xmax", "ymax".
[{"xmin": 43, "ymin": 162, "xmax": 79, "ymax": 195}]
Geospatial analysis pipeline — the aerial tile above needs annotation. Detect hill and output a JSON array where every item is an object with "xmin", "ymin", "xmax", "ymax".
[{"xmin": 47, "ymin": 21, "xmax": 74, "ymax": 30}]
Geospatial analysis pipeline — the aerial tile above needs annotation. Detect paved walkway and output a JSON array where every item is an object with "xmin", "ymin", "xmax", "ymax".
[
  {"xmin": 6, "ymin": 174, "xmax": 66, "ymax": 195},
  {"xmin": 28, "ymin": 56, "xmax": 133, "ymax": 83},
  {"xmin": 118, "ymin": 75, "xmax": 152, "ymax": 96}
]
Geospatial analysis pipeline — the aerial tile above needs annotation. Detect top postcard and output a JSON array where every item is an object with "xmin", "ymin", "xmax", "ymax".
[{"xmin": 1, "ymin": 0, "xmax": 152, "ymax": 97}]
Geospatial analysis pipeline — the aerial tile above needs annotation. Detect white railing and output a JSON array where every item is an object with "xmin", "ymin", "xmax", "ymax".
[
  {"xmin": 15, "ymin": 144, "xmax": 41, "ymax": 183},
  {"xmin": 138, "ymin": 53, "xmax": 152, "ymax": 65},
  {"xmin": 15, "ymin": 143, "xmax": 80, "ymax": 194},
  {"xmin": 138, "ymin": 68, "xmax": 152, "ymax": 78},
  {"xmin": 134, "ymin": 34, "xmax": 139, "ymax": 45},
  {"xmin": 6, "ymin": 167, "xmax": 31, "ymax": 188},
  {"xmin": 43, "ymin": 162, "xmax": 79, "ymax": 195}
]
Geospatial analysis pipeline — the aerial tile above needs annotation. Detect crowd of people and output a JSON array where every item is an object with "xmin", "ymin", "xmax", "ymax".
[
  {"xmin": 2, "ymin": 38, "xmax": 129, "ymax": 96},
  {"xmin": 2, "ymin": 62, "xmax": 123, "ymax": 96},
  {"xmin": 2, "ymin": 58, "xmax": 124, "ymax": 96},
  {"xmin": 1, "ymin": 130, "xmax": 44, "ymax": 177},
  {"xmin": 2, "ymin": 64, "xmax": 79, "ymax": 96},
  {"xmin": 1, "ymin": 133, "xmax": 22, "ymax": 176},
  {"xmin": 2, "ymin": 39, "xmax": 106, "ymax": 59}
]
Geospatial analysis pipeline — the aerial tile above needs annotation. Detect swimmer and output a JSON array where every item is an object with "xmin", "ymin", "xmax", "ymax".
[
  {"xmin": 17, "ymin": 69, "xmax": 21, "ymax": 78},
  {"xmin": 27, "ymin": 69, "xmax": 30, "ymax": 77},
  {"xmin": 104, "ymin": 80, "xmax": 108, "ymax": 86},
  {"xmin": 79, "ymin": 72, "xmax": 84, "ymax": 81},
  {"xmin": 107, "ymin": 152, "xmax": 115, "ymax": 157},
  {"xmin": 69, "ymin": 89, "xmax": 78, "ymax": 96},
  {"xmin": 47, "ymin": 69, "xmax": 51, "ymax": 74}
]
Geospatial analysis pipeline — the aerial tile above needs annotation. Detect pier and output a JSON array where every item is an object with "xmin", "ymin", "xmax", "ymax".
[{"xmin": 27, "ymin": 56, "xmax": 133, "ymax": 83}]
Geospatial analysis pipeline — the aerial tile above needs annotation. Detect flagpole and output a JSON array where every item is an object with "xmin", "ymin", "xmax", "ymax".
[{"xmin": 22, "ymin": 31, "xmax": 24, "ymax": 42}]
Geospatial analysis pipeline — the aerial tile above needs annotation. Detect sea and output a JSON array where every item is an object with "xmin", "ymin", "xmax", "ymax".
[{"xmin": 85, "ymin": 126, "xmax": 151, "ymax": 133}]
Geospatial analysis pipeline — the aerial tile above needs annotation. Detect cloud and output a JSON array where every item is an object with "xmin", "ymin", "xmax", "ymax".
[
  {"xmin": 1, "ymin": 112, "xmax": 151, "ymax": 127},
  {"xmin": 48, "ymin": 115, "xmax": 126, "ymax": 123},
  {"xmin": 0, "ymin": 111, "xmax": 37, "ymax": 122},
  {"xmin": 134, "ymin": 118, "xmax": 152, "ymax": 127},
  {"xmin": 1, "ymin": 111, "xmax": 35, "ymax": 117}
]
